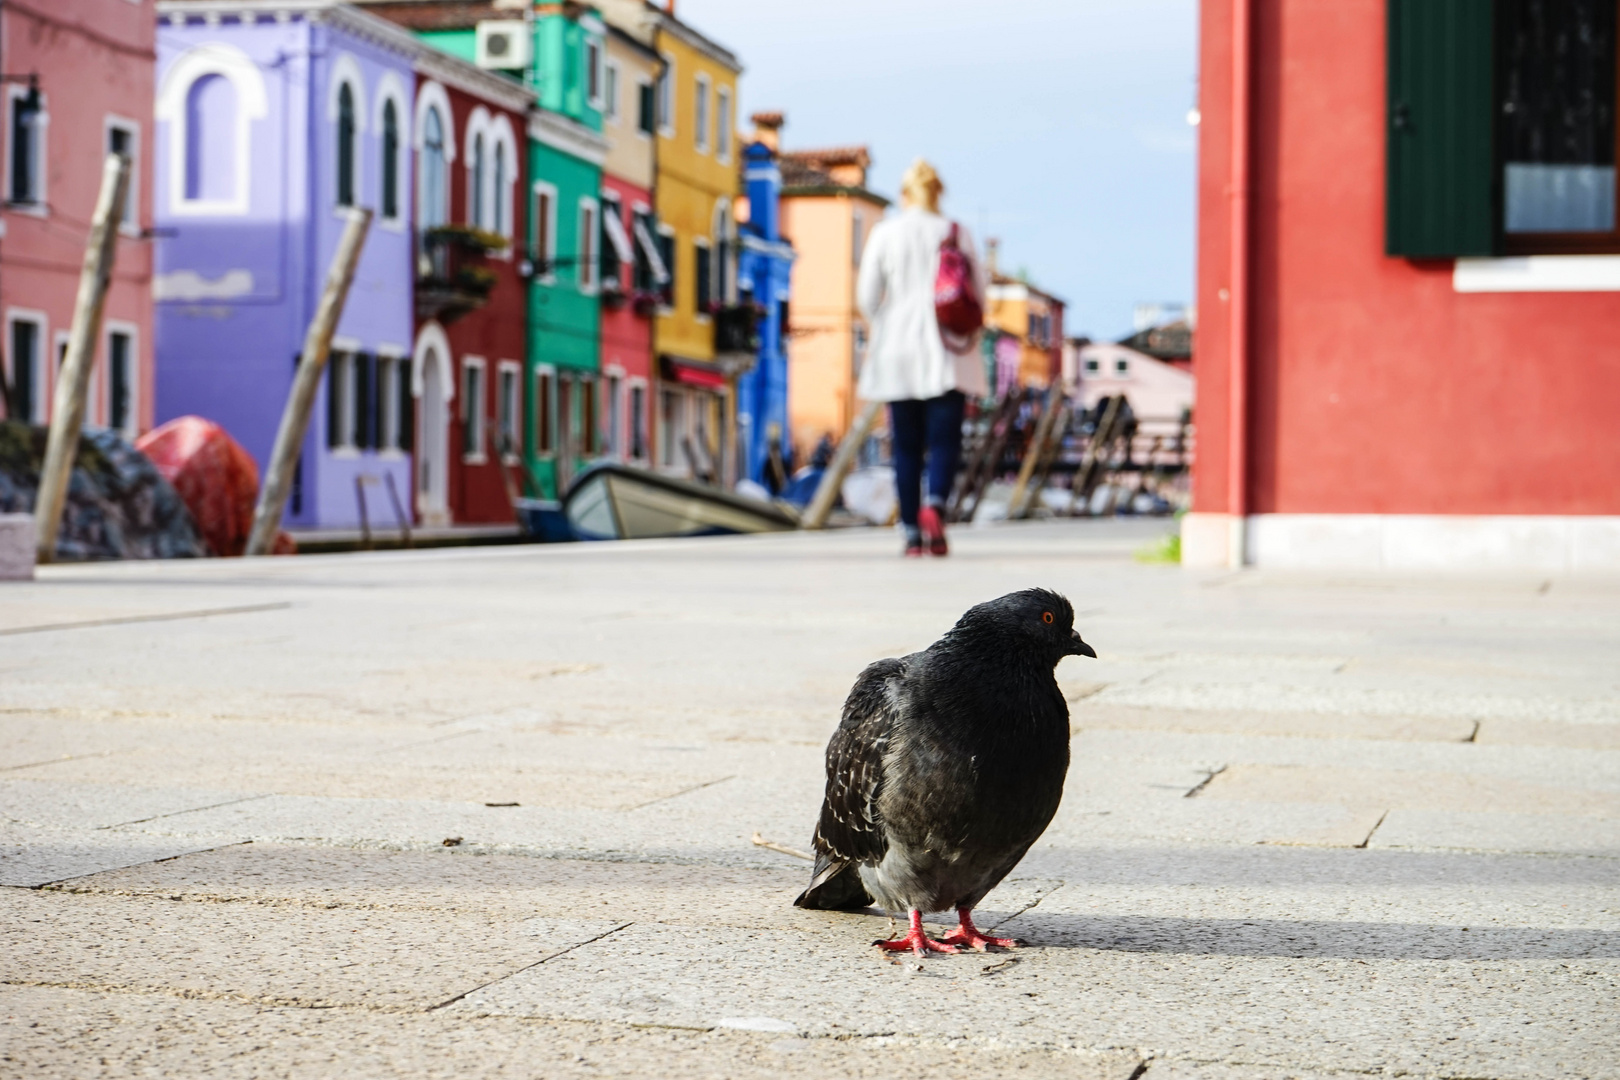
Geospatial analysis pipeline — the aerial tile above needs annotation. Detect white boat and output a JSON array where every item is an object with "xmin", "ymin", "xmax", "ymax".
[{"xmin": 563, "ymin": 463, "xmax": 798, "ymax": 541}]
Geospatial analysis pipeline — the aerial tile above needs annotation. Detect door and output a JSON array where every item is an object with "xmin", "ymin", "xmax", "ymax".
[{"xmin": 419, "ymin": 348, "xmax": 450, "ymax": 525}]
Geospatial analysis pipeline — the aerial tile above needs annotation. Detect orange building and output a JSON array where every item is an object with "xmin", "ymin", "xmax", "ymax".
[
  {"xmin": 778, "ymin": 146, "xmax": 888, "ymax": 456},
  {"xmin": 985, "ymin": 263, "xmax": 1066, "ymax": 389}
]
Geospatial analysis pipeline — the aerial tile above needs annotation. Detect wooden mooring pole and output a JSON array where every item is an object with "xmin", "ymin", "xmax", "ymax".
[
  {"xmin": 801, "ymin": 399, "xmax": 883, "ymax": 530},
  {"xmin": 34, "ymin": 154, "xmax": 131, "ymax": 563},
  {"xmin": 246, "ymin": 209, "xmax": 372, "ymax": 556}
]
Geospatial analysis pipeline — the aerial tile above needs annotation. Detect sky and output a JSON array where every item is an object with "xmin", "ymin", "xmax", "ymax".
[{"xmin": 675, "ymin": 0, "xmax": 1200, "ymax": 342}]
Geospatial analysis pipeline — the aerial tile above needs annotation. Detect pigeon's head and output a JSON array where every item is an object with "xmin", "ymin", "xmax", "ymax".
[{"xmin": 956, "ymin": 588, "xmax": 1096, "ymax": 665}]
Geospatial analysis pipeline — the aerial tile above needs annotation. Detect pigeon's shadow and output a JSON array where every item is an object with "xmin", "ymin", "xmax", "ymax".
[{"xmin": 997, "ymin": 912, "xmax": 1620, "ymax": 961}]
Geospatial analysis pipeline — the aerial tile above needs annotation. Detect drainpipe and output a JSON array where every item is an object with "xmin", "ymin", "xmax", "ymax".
[{"xmin": 1226, "ymin": 0, "xmax": 1252, "ymax": 569}]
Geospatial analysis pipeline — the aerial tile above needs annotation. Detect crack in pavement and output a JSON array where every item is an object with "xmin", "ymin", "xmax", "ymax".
[
  {"xmin": 426, "ymin": 922, "xmax": 634, "ymax": 1012},
  {"xmin": 623, "ymin": 775, "xmax": 736, "ymax": 812},
  {"xmin": 0, "ymin": 603, "xmax": 293, "ymax": 637}
]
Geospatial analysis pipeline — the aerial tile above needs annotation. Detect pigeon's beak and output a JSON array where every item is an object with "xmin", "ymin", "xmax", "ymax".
[{"xmin": 1067, "ymin": 631, "xmax": 1097, "ymax": 659}]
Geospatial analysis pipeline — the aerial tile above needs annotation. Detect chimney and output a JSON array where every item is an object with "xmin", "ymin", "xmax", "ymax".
[
  {"xmin": 986, "ymin": 238, "xmax": 1000, "ymax": 276},
  {"xmin": 750, "ymin": 111, "xmax": 784, "ymax": 153},
  {"xmin": 665, "ymin": 0, "xmax": 676, "ymax": 13}
]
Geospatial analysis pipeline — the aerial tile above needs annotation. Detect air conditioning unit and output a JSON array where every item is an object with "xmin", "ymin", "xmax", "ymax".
[{"xmin": 476, "ymin": 21, "xmax": 531, "ymax": 70}]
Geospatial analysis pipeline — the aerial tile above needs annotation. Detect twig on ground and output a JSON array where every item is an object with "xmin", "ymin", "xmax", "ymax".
[{"xmin": 751, "ymin": 831, "xmax": 814, "ymax": 860}]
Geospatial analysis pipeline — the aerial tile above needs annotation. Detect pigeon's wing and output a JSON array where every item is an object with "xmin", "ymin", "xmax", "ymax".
[{"xmin": 793, "ymin": 657, "xmax": 904, "ymax": 910}]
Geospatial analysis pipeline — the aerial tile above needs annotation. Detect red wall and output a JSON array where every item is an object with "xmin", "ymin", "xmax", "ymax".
[
  {"xmin": 599, "ymin": 173, "xmax": 653, "ymax": 461},
  {"xmin": 438, "ymin": 84, "xmax": 527, "ymax": 526},
  {"xmin": 1196, "ymin": 0, "xmax": 1620, "ymax": 516}
]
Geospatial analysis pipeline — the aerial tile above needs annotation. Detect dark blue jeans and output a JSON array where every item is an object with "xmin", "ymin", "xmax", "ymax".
[{"xmin": 889, "ymin": 391, "xmax": 965, "ymax": 529}]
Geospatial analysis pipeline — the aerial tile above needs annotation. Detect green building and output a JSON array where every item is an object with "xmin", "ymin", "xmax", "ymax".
[{"xmin": 381, "ymin": 1, "xmax": 608, "ymax": 499}]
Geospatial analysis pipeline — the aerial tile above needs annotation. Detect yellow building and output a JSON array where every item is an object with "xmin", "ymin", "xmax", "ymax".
[
  {"xmin": 985, "ymin": 260, "xmax": 1066, "ymax": 390},
  {"xmin": 778, "ymin": 146, "xmax": 888, "ymax": 458},
  {"xmin": 597, "ymin": 0, "xmax": 742, "ymax": 480}
]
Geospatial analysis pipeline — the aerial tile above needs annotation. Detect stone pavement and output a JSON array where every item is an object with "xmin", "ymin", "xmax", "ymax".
[{"xmin": 2, "ymin": 520, "xmax": 1617, "ymax": 1079}]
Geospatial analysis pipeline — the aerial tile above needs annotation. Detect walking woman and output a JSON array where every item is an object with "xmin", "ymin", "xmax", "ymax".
[{"xmin": 856, "ymin": 159, "xmax": 987, "ymax": 556}]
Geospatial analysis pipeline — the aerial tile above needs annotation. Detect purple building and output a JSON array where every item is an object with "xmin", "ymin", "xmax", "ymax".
[{"xmin": 154, "ymin": 1, "xmax": 418, "ymax": 530}]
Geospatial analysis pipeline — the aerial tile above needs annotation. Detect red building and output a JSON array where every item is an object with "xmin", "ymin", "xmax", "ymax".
[
  {"xmin": 408, "ymin": 55, "xmax": 529, "ymax": 526},
  {"xmin": 1, "ymin": 0, "xmax": 154, "ymax": 439},
  {"xmin": 598, "ymin": 173, "xmax": 655, "ymax": 464},
  {"xmin": 1186, "ymin": 0, "xmax": 1620, "ymax": 573}
]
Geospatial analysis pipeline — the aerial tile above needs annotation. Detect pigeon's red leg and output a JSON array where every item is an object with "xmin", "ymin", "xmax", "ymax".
[
  {"xmin": 874, "ymin": 909, "xmax": 959, "ymax": 956},
  {"xmin": 939, "ymin": 907, "xmax": 1018, "ymax": 952}
]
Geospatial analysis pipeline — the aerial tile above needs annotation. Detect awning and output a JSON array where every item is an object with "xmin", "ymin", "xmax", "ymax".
[
  {"xmin": 662, "ymin": 356, "xmax": 727, "ymax": 390},
  {"xmin": 602, "ymin": 206, "xmax": 634, "ymax": 264},
  {"xmin": 633, "ymin": 217, "xmax": 671, "ymax": 284}
]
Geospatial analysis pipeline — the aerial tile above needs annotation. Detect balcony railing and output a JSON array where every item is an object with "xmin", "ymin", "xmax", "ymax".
[
  {"xmin": 712, "ymin": 302, "xmax": 762, "ymax": 357},
  {"xmin": 416, "ymin": 226, "xmax": 502, "ymax": 322}
]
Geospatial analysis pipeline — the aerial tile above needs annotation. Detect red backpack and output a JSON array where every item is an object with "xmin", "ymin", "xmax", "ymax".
[{"xmin": 935, "ymin": 223, "xmax": 983, "ymax": 353}]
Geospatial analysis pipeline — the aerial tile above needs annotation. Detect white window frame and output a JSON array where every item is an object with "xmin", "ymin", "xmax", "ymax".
[
  {"xmin": 5, "ymin": 84, "xmax": 47, "ymax": 215},
  {"xmin": 692, "ymin": 235, "xmax": 713, "ymax": 321},
  {"xmin": 627, "ymin": 376, "xmax": 649, "ymax": 463},
  {"xmin": 374, "ymin": 73, "xmax": 409, "ymax": 232},
  {"xmin": 1114, "ymin": 356, "xmax": 1131, "ymax": 376},
  {"xmin": 4, "ymin": 309, "xmax": 46, "ymax": 423},
  {"xmin": 157, "ymin": 43, "xmax": 268, "ymax": 217},
  {"xmin": 328, "ymin": 54, "xmax": 367, "ymax": 215},
  {"xmin": 586, "ymin": 35, "xmax": 604, "ymax": 110},
  {"xmin": 487, "ymin": 114, "xmax": 518, "ymax": 249},
  {"xmin": 376, "ymin": 345, "xmax": 408, "ymax": 456},
  {"xmin": 602, "ymin": 364, "xmax": 625, "ymax": 459},
  {"xmin": 715, "ymin": 85, "xmax": 732, "ymax": 164},
  {"xmin": 534, "ymin": 362, "xmax": 558, "ymax": 458},
  {"xmin": 465, "ymin": 106, "xmax": 492, "ymax": 230},
  {"xmin": 657, "ymin": 221, "xmax": 677, "ymax": 313},
  {"xmin": 532, "ymin": 180, "xmax": 558, "ymax": 284},
  {"xmin": 104, "ymin": 115, "xmax": 141, "ymax": 236},
  {"xmin": 328, "ymin": 338, "xmax": 361, "ymax": 454},
  {"xmin": 462, "ymin": 355, "xmax": 487, "ymax": 464},
  {"xmin": 693, "ymin": 72, "xmax": 711, "ymax": 154},
  {"xmin": 578, "ymin": 196, "xmax": 600, "ymax": 294},
  {"xmin": 603, "ymin": 59, "xmax": 621, "ymax": 124},
  {"xmin": 104, "ymin": 321, "xmax": 140, "ymax": 438},
  {"xmin": 414, "ymin": 81, "xmax": 457, "ymax": 230},
  {"xmin": 656, "ymin": 53, "xmax": 675, "ymax": 137},
  {"xmin": 636, "ymin": 77, "xmax": 655, "ymax": 140},
  {"xmin": 496, "ymin": 359, "xmax": 522, "ymax": 463}
]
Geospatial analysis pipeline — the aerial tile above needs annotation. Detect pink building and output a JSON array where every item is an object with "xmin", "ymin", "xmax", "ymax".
[{"xmin": 1, "ymin": 0, "xmax": 154, "ymax": 436}]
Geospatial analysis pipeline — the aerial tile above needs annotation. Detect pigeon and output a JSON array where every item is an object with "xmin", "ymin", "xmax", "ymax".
[{"xmin": 794, "ymin": 588, "xmax": 1095, "ymax": 955}]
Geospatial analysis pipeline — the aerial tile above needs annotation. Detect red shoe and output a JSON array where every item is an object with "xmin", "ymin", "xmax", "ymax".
[
  {"xmin": 903, "ymin": 538, "xmax": 925, "ymax": 558},
  {"xmin": 919, "ymin": 506, "xmax": 948, "ymax": 556}
]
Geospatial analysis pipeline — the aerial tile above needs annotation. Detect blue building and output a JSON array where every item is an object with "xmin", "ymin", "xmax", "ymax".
[{"xmin": 735, "ymin": 120, "xmax": 794, "ymax": 489}]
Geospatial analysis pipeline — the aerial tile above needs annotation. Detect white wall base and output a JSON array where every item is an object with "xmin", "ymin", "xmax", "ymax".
[
  {"xmin": 1240, "ymin": 513, "xmax": 1620, "ymax": 573},
  {"xmin": 1181, "ymin": 512, "xmax": 1243, "ymax": 568},
  {"xmin": 0, "ymin": 514, "xmax": 36, "ymax": 580}
]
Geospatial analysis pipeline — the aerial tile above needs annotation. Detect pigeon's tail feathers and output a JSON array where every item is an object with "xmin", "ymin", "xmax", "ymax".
[{"xmin": 793, "ymin": 856, "xmax": 872, "ymax": 911}]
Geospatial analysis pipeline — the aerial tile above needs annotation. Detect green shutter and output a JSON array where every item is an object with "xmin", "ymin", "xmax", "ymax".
[{"xmin": 1386, "ymin": 0, "xmax": 1497, "ymax": 257}]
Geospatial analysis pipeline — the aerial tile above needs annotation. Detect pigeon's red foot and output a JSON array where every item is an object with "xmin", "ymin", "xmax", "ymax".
[
  {"xmin": 874, "ymin": 910, "xmax": 959, "ymax": 956},
  {"xmin": 938, "ymin": 907, "xmax": 1018, "ymax": 952}
]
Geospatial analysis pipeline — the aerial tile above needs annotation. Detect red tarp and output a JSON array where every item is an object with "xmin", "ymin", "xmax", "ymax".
[{"xmin": 136, "ymin": 417, "xmax": 294, "ymax": 556}]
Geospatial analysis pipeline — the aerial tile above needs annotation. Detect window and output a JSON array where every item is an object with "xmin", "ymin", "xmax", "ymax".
[
  {"xmin": 578, "ymin": 198, "xmax": 599, "ymax": 292},
  {"xmin": 657, "ymin": 227, "xmax": 676, "ymax": 307},
  {"xmin": 632, "ymin": 208, "xmax": 658, "ymax": 291},
  {"xmin": 107, "ymin": 328, "xmax": 135, "ymax": 436},
  {"xmin": 695, "ymin": 239, "xmax": 712, "ymax": 313},
  {"xmin": 396, "ymin": 357, "xmax": 415, "ymax": 451},
  {"xmin": 161, "ymin": 45, "xmax": 268, "ymax": 216},
  {"xmin": 1114, "ymin": 356, "xmax": 1130, "ymax": 376},
  {"xmin": 629, "ymin": 382, "xmax": 647, "ymax": 460},
  {"xmin": 381, "ymin": 99, "xmax": 400, "ymax": 221},
  {"xmin": 1386, "ymin": 0, "xmax": 1620, "ymax": 255},
  {"xmin": 8, "ymin": 86, "xmax": 43, "ymax": 206},
  {"xmin": 352, "ymin": 351, "xmax": 376, "ymax": 450},
  {"xmin": 586, "ymin": 37, "xmax": 604, "ymax": 108},
  {"xmin": 6, "ymin": 314, "xmax": 42, "ymax": 423},
  {"xmin": 470, "ymin": 133, "xmax": 486, "ymax": 228},
  {"xmin": 492, "ymin": 140, "xmax": 507, "ymax": 236},
  {"xmin": 533, "ymin": 183, "xmax": 557, "ymax": 281},
  {"xmin": 557, "ymin": 374, "xmax": 574, "ymax": 459},
  {"xmin": 852, "ymin": 209, "xmax": 865, "ymax": 266},
  {"xmin": 462, "ymin": 358, "xmax": 486, "ymax": 460},
  {"xmin": 586, "ymin": 375, "xmax": 605, "ymax": 456},
  {"xmin": 694, "ymin": 74, "xmax": 711, "ymax": 152},
  {"xmin": 604, "ymin": 61, "xmax": 621, "ymax": 122},
  {"xmin": 660, "ymin": 388, "xmax": 680, "ymax": 465},
  {"xmin": 106, "ymin": 118, "xmax": 139, "ymax": 231},
  {"xmin": 638, "ymin": 80, "xmax": 656, "ymax": 136},
  {"xmin": 605, "ymin": 373, "xmax": 622, "ymax": 456},
  {"xmin": 714, "ymin": 203, "xmax": 732, "ymax": 304},
  {"xmin": 420, "ymin": 105, "xmax": 448, "ymax": 229},
  {"xmin": 716, "ymin": 86, "xmax": 732, "ymax": 162},
  {"xmin": 497, "ymin": 362, "xmax": 520, "ymax": 459},
  {"xmin": 535, "ymin": 367, "xmax": 556, "ymax": 455},
  {"xmin": 600, "ymin": 193, "xmax": 623, "ymax": 286},
  {"xmin": 1083, "ymin": 356, "xmax": 1101, "ymax": 375},
  {"xmin": 327, "ymin": 350, "xmax": 354, "ymax": 449},
  {"xmin": 336, "ymin": 82, "xmax": 357, "ymax": 208},
  {"xmin": 377, "ymin": 355, "xmax": 398, "ymax": 449},
  {"xmin": 656, "ymin": 55, "xmax": 675, "ymax": 135},
  {"xmin": 184, "ymin": 75, "xmax": 234, "ymax": 203}
]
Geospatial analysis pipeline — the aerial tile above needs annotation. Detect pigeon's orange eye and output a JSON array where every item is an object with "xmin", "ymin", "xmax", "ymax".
[{"xmin": 1042, "ymin": 612, "xmax": 1053, "ymax": 624}]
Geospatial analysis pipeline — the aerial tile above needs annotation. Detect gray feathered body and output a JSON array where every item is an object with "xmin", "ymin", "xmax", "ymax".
[{"xmin": 794, "ymin": 590, "xmax": 1080, "ymax": 914}]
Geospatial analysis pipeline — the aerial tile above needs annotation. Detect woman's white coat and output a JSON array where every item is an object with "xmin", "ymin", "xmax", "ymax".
[{"xmin": 855, "ymin": 206, "xmax": 989, "ymax": 403}]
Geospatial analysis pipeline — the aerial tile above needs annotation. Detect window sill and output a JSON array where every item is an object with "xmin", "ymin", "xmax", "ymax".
[{"xmin": 1453, "ymin": 255, "xmax": 1620, "ymax": 293}]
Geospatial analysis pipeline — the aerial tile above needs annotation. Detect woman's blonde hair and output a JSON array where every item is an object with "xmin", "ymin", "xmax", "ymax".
[{"xmin": 901, "ymin": 158, "xmax": 944, "ymax": 212}]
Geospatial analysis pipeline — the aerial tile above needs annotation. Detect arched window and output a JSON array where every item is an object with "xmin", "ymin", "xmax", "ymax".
[
  {"xmin": 471, "ymin": 132, "xmax": 486, "ymax": 228},
  {"xmin": 421, "ymin": 105, "xmax": 446, "ymax": 228},
  {"xmin": 185, "ymin": 74, "xmax": 237, "ymax": 201},
  {"xmin": 492, "ymin": 140, "xmax": 506, "ymax": 236},
  {"xmin": 336, "ymin": 82, "xmax": 356, "ymax": 207},
  {"xmin": 381, "ymin": 99, "xmax": 399, "ymax": 221}
]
